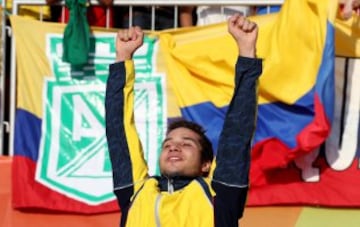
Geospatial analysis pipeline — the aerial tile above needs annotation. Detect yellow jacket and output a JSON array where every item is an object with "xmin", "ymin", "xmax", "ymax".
[
  {"xmin": 105, "ymin": 57, "xmax": 262, "ymax": 226},
  {"xmin": 126, "ymin": 177, "xmax": 214, "ymax": 227}
]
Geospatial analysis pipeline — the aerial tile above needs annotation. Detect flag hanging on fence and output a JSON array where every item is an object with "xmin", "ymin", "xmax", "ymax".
[
  {"xmin": 250, "ymin": 0, "xmax": 338, "ymax": 185},
  {"xmin": 160, "ymin": 0, "xmax": 337, "ymax": 187},
  {"xmin": 10, "ymin": 16, "xmax": 119, "ymax": 213},
  {"xmin": 10, "ymin": 16, "xmax": 167, "ymax": 213}
]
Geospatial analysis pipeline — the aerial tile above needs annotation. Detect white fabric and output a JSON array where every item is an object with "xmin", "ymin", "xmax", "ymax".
[{"xmin": 196, "ymin": 6, "xmax": 251, "ymax": 26}]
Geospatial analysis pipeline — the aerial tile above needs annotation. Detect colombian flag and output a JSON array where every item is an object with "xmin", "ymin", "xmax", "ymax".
[{"xmin": 160, "ymin": 0, "xmax": 338, "ymax": 187}]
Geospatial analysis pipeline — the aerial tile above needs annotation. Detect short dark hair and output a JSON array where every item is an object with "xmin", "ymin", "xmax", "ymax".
[{"xmin": 166, "ymin": 119, "xmax": 214, "ymax": 164}]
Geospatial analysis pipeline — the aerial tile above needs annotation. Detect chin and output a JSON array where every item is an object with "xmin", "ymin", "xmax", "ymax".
[{"xmin": 162, "ymin": 169, "xmax": 183, "ymax": 177}]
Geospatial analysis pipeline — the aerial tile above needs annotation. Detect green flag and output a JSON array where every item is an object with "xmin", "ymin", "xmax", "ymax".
[{"xmin": 62, "ymin": 0, "xmax": 90, "ymax": 65}]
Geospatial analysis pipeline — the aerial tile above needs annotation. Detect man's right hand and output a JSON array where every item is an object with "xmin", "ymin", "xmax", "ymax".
[{"xmin": 116, "ymin": 27, "xmax": 144, "ymax": 62}]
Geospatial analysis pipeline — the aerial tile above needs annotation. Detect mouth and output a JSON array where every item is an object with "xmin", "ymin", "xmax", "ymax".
[{"xmin": 167, "ymin": 156, "xmax": 182, "ymax": 162}]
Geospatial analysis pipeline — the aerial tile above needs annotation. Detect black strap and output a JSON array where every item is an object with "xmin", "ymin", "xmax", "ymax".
[{"xmin": 195, "ymin": 177, "xmax": 213, "ymax": 204}]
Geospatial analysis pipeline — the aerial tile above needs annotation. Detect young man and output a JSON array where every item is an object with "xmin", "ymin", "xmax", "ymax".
[{"xmin": 105, "ymin": 14, "xmax": 262, "ymax": 227}]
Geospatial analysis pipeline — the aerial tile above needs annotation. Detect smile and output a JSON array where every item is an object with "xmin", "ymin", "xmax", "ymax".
[{"xmin": 168, "ymin": 156, "xmax": 182, "ymax": 161}]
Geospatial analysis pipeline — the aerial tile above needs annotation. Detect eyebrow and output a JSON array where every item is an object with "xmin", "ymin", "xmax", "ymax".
[{"xmin": 162, "ymin": 136, "xmax": 200, "ymax": 146}]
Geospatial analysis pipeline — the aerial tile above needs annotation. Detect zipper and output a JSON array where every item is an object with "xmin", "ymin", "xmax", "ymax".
[
  {"xmin": 155, "ymin": 194, "xmax": 162, "ymax": 227},
  {"xmin": 167, "ymin": 178, "xmax": 174, "ymax": 194}
]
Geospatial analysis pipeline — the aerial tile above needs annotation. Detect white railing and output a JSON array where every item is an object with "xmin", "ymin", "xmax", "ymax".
[
  {"xmin": 12, "ymin": 0, "xmax": 283, "ymax": 8},
  {"xmin": 2, "ymin": 0, "xmax": 283, "ymax": 155}
]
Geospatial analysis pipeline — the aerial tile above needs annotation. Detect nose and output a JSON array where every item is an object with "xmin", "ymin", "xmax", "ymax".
[{"xmin": 169, "ymin": 143, "xmax": 180, "ymax": 152}]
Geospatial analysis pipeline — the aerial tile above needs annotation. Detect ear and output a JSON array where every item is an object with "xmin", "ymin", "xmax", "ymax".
[{"xmin": 201, "ymin": 161, "xmax": 211, "ymax": 173}]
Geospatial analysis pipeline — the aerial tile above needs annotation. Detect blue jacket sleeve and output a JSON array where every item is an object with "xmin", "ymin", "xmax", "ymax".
[
  {"xmin": 105, "ymin": 61, "xmax": 148, "ymax": 209},
  {"xmin": 213, "ymin": 56, "xmax": 262, "ymax": 187},
  {"xmin": 212, "ymin": 56, "xmax": 262, "ymax": 225}
]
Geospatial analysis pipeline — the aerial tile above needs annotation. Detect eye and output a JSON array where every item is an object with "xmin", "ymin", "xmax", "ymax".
[
  {"xmin": 163, "ymin": 143, "xmax": 170, "ymax": 149},
  {"xmin": 182, "ymin": 142, "xmax": 192, "ymax": 147}
]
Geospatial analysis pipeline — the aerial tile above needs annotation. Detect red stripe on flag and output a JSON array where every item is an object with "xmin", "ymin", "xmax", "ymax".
[
  {"xmin": 251, "ymin": 94, "xmax": 331, "ymax": 187},
  {"xmin": 12, "ymin": 156, "xmax": 119, "ymax": 214}
]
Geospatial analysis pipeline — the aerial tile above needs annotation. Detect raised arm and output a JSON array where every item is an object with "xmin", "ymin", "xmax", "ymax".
[
  {"xmin": 105, "ymin": 27, "xmax": 148, "ymax": 209},
  {"xmin": 212, "ymin": 15, "xmax": 262, "ymax": 224}
]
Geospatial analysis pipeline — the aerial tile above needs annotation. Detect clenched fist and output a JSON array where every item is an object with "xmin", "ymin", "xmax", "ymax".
[
  {"xmin": 116, "ymin": 26, "xmax": 144, "ymax": 62},
  {"xmin": 228, "ymin": 14, "xmax": 258, "ymax": 58}
]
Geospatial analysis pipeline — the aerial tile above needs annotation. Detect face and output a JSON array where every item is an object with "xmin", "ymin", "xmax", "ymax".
[{"xmin": 159, "ymin": 127, "xmax": 210, "ymax": 177}]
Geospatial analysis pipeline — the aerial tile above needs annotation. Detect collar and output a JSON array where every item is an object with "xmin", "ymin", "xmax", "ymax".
[{"xmin": 154, "ymin": 175, "xmax": 195, "ymax": 193}]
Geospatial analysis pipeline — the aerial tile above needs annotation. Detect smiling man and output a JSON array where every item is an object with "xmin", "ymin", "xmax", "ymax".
[
  {"xmin": 105, "ymin": 14, "xmax": 262, "ymax": 227},
  {"xmin": 160, "ymin": 120, "xmax": 213, "ymax": 179}
]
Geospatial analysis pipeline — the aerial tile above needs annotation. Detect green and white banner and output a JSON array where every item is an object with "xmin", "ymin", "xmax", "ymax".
[{"xmin": 36, "ymin": 34, "xmax": 166, "ymax": 205}]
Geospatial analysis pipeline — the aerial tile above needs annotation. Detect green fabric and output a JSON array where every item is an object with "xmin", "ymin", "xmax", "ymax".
[{"xmin": 62, "ymin": 0, "xmax": 90, "ymax": 65}]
